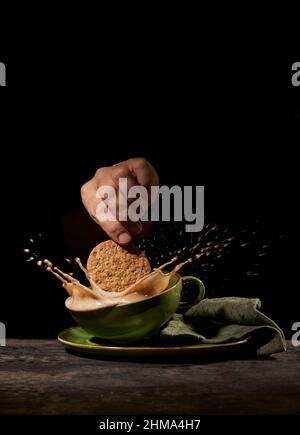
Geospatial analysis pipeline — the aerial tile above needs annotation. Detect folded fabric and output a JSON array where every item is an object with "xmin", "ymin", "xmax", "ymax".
[{"xmin": 160, "ymin": 297, "xmax": 287, "ymax": 355}]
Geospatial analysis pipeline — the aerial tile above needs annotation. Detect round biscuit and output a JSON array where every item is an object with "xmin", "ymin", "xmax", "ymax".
[{"xmin": 87, "ymin": 240, "xmax": 151, "ymax": 292}]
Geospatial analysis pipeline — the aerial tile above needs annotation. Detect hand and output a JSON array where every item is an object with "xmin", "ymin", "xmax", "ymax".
[{"xmin": 81, "ymin": 158, "xmax": 159, "ymax": 245}]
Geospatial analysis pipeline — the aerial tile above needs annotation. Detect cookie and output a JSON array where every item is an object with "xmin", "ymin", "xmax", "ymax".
[{"xmin": 87, "ymin": 240, "xmax": 152, "ymax": 292}]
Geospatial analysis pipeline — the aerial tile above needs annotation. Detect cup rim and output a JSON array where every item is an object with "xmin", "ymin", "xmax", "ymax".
[{"xmin": 68, "ymin": 273, "xmax": 182, "ymax": 313}]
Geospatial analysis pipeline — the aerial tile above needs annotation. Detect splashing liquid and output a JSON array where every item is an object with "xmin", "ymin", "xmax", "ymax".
[
  {"xmin": 22, "ymin": 221, "xmax": 286, "ymax": 308},
  {"xmin": 46, "ymin": 255, "xmax": 192, "ymax": 311}
]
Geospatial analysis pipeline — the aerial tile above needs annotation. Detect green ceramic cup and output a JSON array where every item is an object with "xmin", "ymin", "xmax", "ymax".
[{"xmin": 68, "ymin": 274, "xmax": 205, "ymax": 344}]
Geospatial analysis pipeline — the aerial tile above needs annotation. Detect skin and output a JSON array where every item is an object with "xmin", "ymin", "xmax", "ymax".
[{"xmin": 81, "ymin": 158, "xmax": 159, "ymax": 246}]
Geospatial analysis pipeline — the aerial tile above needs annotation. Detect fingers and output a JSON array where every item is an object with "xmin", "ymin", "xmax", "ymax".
[
  {"xmin": 81, "ymin": 167, "xmax": 141, "ymax": 245},
  {"xmin": 80, "ymin": 158, "xmax": 159, "ymax": 246},
  {"xmin": 80, "ymin": 178, "xmax": 98, "ymax": 217},
  {"xmin": 96, "ymin": 220, "xmax": 133, "ymax": 245},
  {"xmin": 111, "ymin": 164, "xmax": 139, "ymax": 202},
  {"xmin": 125, "ymin": 157, "xmax": 159, "ymax": 188},
  {"xmin": 81, "ymin": 180, "xmax": 136, "ymax": 246}
]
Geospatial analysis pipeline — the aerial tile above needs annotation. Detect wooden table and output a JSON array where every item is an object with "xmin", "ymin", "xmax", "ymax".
[{"xmin": 0, "ymin": 340, "xmax": 299, "ymax": 415}]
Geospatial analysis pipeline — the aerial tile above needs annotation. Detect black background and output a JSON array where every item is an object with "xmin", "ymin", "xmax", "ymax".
[{"xmin": 1, "ymin": 30, "xmax": 299, "ymax": 339}]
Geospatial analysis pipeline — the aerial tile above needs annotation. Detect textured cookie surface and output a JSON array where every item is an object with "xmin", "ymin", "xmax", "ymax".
[{"xmin": 87, "ymin": 240, "xmax": 151, "ymax": 292}]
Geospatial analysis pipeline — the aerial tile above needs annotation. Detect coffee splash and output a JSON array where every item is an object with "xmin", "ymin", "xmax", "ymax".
[
  {"xmin": 22, "ymin": 220, "xmax": 284, "ymax": 311},
  {"xmin": 45, "ymin": 255, "xmax": 191, "ymax": 312}
]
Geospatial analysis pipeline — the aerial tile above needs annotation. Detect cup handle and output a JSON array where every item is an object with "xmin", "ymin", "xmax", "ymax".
[{"xmin": 178, "ymin": 276, "xmax": 205, "ymax": 311}]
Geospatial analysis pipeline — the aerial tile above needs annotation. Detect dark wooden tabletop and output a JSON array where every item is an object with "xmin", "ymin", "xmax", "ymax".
[{"xmin": 0, "ymin": 339, "xmax": 299, "ymax": 415}]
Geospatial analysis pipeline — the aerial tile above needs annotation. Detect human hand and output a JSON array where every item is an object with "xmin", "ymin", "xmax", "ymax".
[{"xmin": 81, "ymin": 158, "xmax": 159, "ymax": 245}]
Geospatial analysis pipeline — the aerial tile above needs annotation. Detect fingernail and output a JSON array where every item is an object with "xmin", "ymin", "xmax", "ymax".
[{"xmin": 118, "ymin": 232, "xmax": 132, "ymax": 244}]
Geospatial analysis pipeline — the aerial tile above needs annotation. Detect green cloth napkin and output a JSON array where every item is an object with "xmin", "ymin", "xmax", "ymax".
[{"xmin": 160, "ymin": 297, "xmax": 287, "ymax": 355}]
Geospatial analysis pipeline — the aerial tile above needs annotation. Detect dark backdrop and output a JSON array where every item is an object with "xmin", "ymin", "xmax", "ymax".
[{"xmin": 1, "ymin": 38, "xmax": 299, "ymax": 338}]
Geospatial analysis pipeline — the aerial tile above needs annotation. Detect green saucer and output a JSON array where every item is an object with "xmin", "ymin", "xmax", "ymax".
[{"xmin": 58, "ymin": 327, "xmax": 250, "ymax": 361}]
